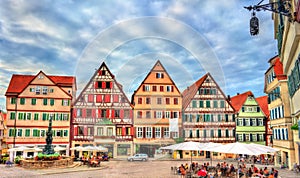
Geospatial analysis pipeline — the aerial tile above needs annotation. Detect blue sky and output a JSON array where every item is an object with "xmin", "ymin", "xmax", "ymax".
[{"xmin": 0, "ymin": 0, "xmax": 277, "ymax": 110}]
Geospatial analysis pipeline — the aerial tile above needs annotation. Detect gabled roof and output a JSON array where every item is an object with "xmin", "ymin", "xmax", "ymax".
[
  {"xmin": 230, "ymin": 91, "xmax": 253, "ymax": 112},
  {"xmin": 131, "ymin": 60, "xmax": 181, "ymax": 99},
  {"xmin": 256, "ymin": 95, "xmax": 269, "ymax": 117},
  {"xmin": 182, "ymin": 72, "xmax": 235, "ymax": 111},
  {"xmin": 74, "ymin": 61, "xmax": 133, "ymax": 107},
  {"xmin": 5, "ymin": 71, "xmax": 76, "ymax": 95},
  {"xmin": 182, "ymin": 73, "xmax": 207, "ymax": 110}
]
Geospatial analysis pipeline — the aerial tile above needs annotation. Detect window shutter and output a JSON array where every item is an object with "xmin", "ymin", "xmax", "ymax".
[
  {"xmin": 120, "ymin": 109, "xmax": 124, "ymax": 119},
  {"xmin": 250, "ymin": 133, "xmax": 253, "ymax": 141},
  {"xmin": 129, "ymin": 110, "xmax": 133, "ymax": 119},
  {"xmin": 111, "ymin": 109, "xmax": 115, "ymax": 119},
  {"xmin": 152, "ymin": 127, "xmax": 155, "ymax": 138},
  {"xmin": 98, "ymin": 109, "xmax": 101, "ymax": 118},
  {"xmin": 110, "ymin": 82, "xmax": 113, "ymax": 89},
  {"xmin": 171, "ymin": 86, "xmax": 174, "ymax": 92},
  {"xmin": 143, "ymin": 85, "xmax": 145, "ymax": 91},
  {"xmin": 84, "ymin": 126, "xmax": 88, "ymax": 135},
  {"xmin": 106, "ymin": 109, "xmax": 110, "ymax": 118},
  {"xmin": 142, "ymin": 127, "xmax": 145, "ymax": 138},
  {"xmin": 113, "ymin": 95, "xmax": 119, "ymax": 102},
  {"xmin": 102, "ymin": 81, "xmax": 106, "ymax": 89},
  {"xmin": 82, "ymin": 109, "xmax": 86, "ymax": 118},
  {"xmin": 92, "ymin": 109, "xmax": 96, "ymax": 118},
  {"xmin": 94, "ymin": 82, "xmax": 98, "ymax": 89},
  {"xmin": 96, "ymin": 95, "xmax": 102, "ymax": 102}
]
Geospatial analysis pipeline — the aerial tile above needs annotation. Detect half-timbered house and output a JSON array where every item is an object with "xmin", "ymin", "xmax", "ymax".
[
  {"xmin": 182, "ymin": 73, "xmax": 235, "ymax": 158},
  {"xmin": 71, "ymin": 62, "xmax": 133, "ymax": 158}
]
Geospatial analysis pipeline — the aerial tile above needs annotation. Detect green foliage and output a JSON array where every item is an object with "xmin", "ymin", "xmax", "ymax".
[
  {"xmin": 291, "ymin": 123, "xmax": 299, "ymax": 130},
  {"xmin": 14, "ymin": 156, "xmax": 22, "ymax": 164},
  {"xmin": 35, "ymin": 153, "xmax": 61, "ymax": 161}
]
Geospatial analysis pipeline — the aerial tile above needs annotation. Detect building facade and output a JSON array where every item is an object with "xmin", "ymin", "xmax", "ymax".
[
  {"xmin": 0, "ymin": 110, "xmax": 6, "ymax": 158},
  {"xmin": 270, "ymin": 0, "xmax": 300, "ymax": 167},
  {"xmin": 231, "ymin": 91, "xmax": 269, "ymax": 146},
  {"xmin": 181, "ymin": 73, "xmax": 235, "ymax": 158},
  {"xmin": 131, "ymin": 60, "xmax": 182, "ymax": 157},
  {"xmin": 71, "ymin": 62, "xmax": 133, "ymax": 158},
  {"xmin": 5, "ymin": 71, "xmax": 76, "ymax": 158},
  {"xmin": 264, "ymin": 56, "xmax": 295, "ymax": 168}
]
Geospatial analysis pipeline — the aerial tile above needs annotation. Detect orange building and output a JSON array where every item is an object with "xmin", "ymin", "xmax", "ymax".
[
  {"xmin": 5, "ymin": 71, "xmax": 76, "ymax": 157},
  {"xmin": 0, "ymin": 110, "xmax": 6, "ymax": 156},
  {"xmin": 131, "ymin": 60, "xmax": 182, "ymax": 157}
]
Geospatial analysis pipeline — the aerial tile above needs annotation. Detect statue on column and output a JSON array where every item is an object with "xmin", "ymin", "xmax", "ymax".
[{"xmin": 43, "ymin": 114, "xmax": 55, "ymax": 155}]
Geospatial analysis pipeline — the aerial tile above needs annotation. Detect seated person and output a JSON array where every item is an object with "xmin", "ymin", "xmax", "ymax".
[{"xmin": 197, "ymin": 167, "xmax": 207, "ymax": 178}]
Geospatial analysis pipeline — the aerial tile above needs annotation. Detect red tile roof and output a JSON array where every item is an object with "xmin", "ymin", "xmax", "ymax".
[
  {"xmin": 5, "ymin": 71, "xmax": 75, "ymax": 95},
  {"xmin": 273, "ymin": 57, "xmax": 287, "ymax": 80},
  {"xmin": 256, "ymin": 95, "xmax": 269, "ymax": 117},
  {"xmin": 230, "ymin": 91, "xmax": 253, "ymax": 112},
  {"xmin": 182, "ymin": 74, "xmax": 208, "ymax": 110}
]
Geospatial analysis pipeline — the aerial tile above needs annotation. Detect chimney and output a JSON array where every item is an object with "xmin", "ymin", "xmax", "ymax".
[
  {"xmin": 237, "ymin": 93, "xmax": 240, "ymax": 95},
  {"xmin": 227, "ymin": 95, "xmax": 231, "ymax": 101}
]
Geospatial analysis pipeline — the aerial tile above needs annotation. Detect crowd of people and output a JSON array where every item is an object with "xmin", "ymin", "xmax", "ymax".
[{"xmin": 175, "ymin": 161, "xmax": 279, "ymax": 178}]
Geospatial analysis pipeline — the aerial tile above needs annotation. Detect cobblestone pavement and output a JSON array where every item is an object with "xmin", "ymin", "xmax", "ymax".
[{"xmin": 0, "ymin": 159, "xmax": 299, "ymax": 178}]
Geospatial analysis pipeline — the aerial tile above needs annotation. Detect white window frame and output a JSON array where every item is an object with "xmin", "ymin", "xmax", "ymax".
[
  {"xmin": 36, "ymin": 86, "xmax": 41, "ymax": 95},
  {"xmin": 107, "ymin": 127, "xmax": 113, "ymax": 136},
  {"xmin": 145, "ymin": 85, "xmax": 150, "ymax": 91},
  {"xmin": 155, "ymin": 127, "xmax": 161, "ymax": 138},
  {"xmin": 146, "ymin": 127, "xmax": 152, "ymax": 138},
  {"xmin": 42, "ymin": 86, "xmax": 48, "ymax": 95},
  {"xmin": 156, "ymin": 111, "xmax": 162, "ymax": 118},
  {"xmin": 165, "ymin": 111, "xmax": 170, "ymax": 119},
  {"xmin": 97, "ymin": 127, "xmax": 104, "ymax": 136},
  {"xmin": 137, "ymin": 127, "xmax": 143, "ymax": 138},
  {"xmin": 166, "ymin": 85, "xmax": 172, "ymax": 92},
  {"xmin": 164, "ymin": 127, "xmax": 170, "ymax": 138}
]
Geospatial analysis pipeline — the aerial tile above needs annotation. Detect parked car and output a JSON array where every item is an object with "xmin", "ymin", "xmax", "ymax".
[{"xmin": 127, "ymin": 153, "xmax": 149, "ymax": 162}]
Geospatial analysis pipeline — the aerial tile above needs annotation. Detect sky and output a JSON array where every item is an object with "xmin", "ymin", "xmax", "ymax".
[{"xmin": 0, "ymin": 0, "xmax": 278, "ymax": 110}]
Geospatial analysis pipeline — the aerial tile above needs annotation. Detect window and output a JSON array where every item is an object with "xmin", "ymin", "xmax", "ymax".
[
  {"xmin": 20, "ymin": 98, "xmax": 25, "ymax": 105},
  {"xmin": 36, "ymin": 86, "xmax": 41, "ymax": 94},
  {"xmin": 156, "ymin": 111, "xmax": 162, "ymax": 118},
  {"xmin": 107, "ymin": 128, "xmax": 113, "ymax": 136},
  {"xmin": 26, "ymin": 113, "xmax": 31, "ymax": 120},
  {"xmin": 97, "ymin": 127, "xmax": 104, "ymax": 136},
  {"xmin": 137, "ymin": 111, "xmax": 142, "ymax": 118},
  {"xmin": 41, "ymin": 130, "xmax": 46, "ymax": 137},
  {"xmin": 155, "ymin": 127, "xmax": 161, "ymax": 138},
  {"xmin": 158, "ymin": 85, "xmax": 163, "ymax": 92},
  {"xmin": 166, "ymin": 86, "xmax": 172, "ymax": 92},
  {"xmin": 88, "ymin": 95, "xmax": 94, "ymax": 102},
  {"xmin": 165, "ymin": 98, "xmax": 170, "ymax": 105},
  {"xmin": 42, "ymin": 86, "xmax": 48, "ymax": 95},
  {"xmin": 49, "ymin": 88, "xmax": 54, "ymax": 93},
  {"xmin": 43, "ymin": 98, "xmax": 48, "ymax": 105},
  {"xmin": 138, "ymin": 98, "xmax": 142, "ymax": 104},
  {"xmin": 10, "ymin": 112, "xmax": 16, "ymax": 120},
  {"xmin": 25, "ymin": 129, "xmax": 30, "ymax": 137},
  {"xmin": 152, "ymin": 86, "xmax": 157, "ymax": 91},
  {"xmin": 213, "ymin": 100, "xmax": 218, "ymax": 108},
  {"xmin": 164, "ymin": 127, "xmax": 169, "ymax": 138},
  {"xmin": 63, "ymin": 130, "xmax": 68, "ymax": 137},
  {"xmin": 157, "ymin": 98, "xmax": 162, "ymax": 104},
  {"xmin": 165, "ymin": 111, "xmax": 170, "ymax": 119},
  {"xmin": 245, "ymin": 119, "xmax": 250, "ymax": 126},
  {"xmin": 146, "ymin": 111, "xmax": 151, "ymax": 118},
  {"xmin": 31, "ymin": 98, "xmax": 36, "ymax": 105},
  {"xmin": 174, "ymin": 98, "xmax": 178, "ymax": 105},
  {"xmin": 17, "ymin": 129, "xmax": 22, "ymax": 137},
  {"xmin": 115, "ymin": 110, "xmax": 120, "ymax": 118},
  {"xmin": 33, "ymin": 129, "xmax": 40, "ymax": 137},
  {"xmin": 192, "ymin": 100, "xmax": 197, "ymax": 108},
  {"xmin": 146, "ymin": 127, "xmax": 152, "ymax": 138},
  {"xmin": 50, "ymin": 99, "xmax": 54, "ymax": 106},
  {"xmin": 144, "ymin": 85, "xmax": 150, "ymax": 91},
  {"xmin": 34, "ymin": 113, "xmax": 39, "ymax": 120},
  {"xmin": 9, "ymin": 129, "xmax": 15, "ymax": 137},
  {"xmin": 10, "ymin": 97, "xmax": 16, "ymax": 104},
  {"xmin": 238, "ymin": 119, "xmax": 243, "ymax": 126},
  {"xmin": 86, "ymin": 109, "xmax": 92, "ymax": 117},
  {"xmin": 156, "ymin": 72, "xmax": 164, "ymax": 78},
  {"xmin": 146, "ymin": 97, "xmax": 151, "ymax": 104},
  {"xmin": 56, "ymin": 130, "xmax": 62, "ymax": 137},
  {"xmin": 30, "ymin": 88, "xmax": 35, "ymax": 92},
  {"xmin": 206, "ymin": 100, "xmax": 210, "ymax": 108},
  {"xmin": 258, "ymin": 119, "xmax": 263, "ymax": 126},
  {"xmin": 137, "ymin": 127, "xmax": 143, "ymax": 138},
  {"xmin": 199, "ymin": 100, "xmax": 204, "ymax": 108},
  {"xmin": 173, "ymin": 112, "xmax": 178, "ymax": 118},
  {"xmin": 62, "ymin": 99, "xmax": 69, "ymax": 106},
  {"xmin": 220, "ymin": 100, "xmax": 225, "ymax": 108}
]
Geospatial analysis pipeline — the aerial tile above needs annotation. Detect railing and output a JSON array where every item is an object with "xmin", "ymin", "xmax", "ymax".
[
  {"xmin": 73, "ymin": 135, "xmax": 94, "ymax": 141},
  {"xmin": 115, "ymin": 135, "xmax": 133, "ymax": 141}
]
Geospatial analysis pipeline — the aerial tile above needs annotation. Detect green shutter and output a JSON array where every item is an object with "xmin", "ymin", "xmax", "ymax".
[
  {"xmin": 34, "ymin": 113, "xmax": 39, "ymax": 120},
  {"xmin": 25, "ymin": 129, "xmax": 30, "ymax": 137},
  {"xmin": 20, "ymin": 98, "xmax": 25, "ymax": 105},
  {"xmin": 213, "ymin": 100, "xmax": 218, "ymax": 108},
  {"xmin": 27, "ymin": 113, "xmax": 31, "ymax": 120},
  {"xmin": 220, "ymin": 101, "xmax": 225, "ymax": 108},
  {"xmin": 50, "ymin": 99, "xmax": 54, "ymax": 106},
  {"xmin": 31, "ymin": 98, "xmax": 36, "ymax": 105},
  {"xmin": 206, "ymin": 100, "xmax": 210, "ymax": 108},
  {"xmin": 199, "ymin": 100, "xmax": 204, "ymax": 108},
  {"xmin": 10, "ymin": 112, "xmax": 15, "ymax": 120},
  {"xmin": 192, "ymin": 100, "xmax": 197, "ymax": 108}
]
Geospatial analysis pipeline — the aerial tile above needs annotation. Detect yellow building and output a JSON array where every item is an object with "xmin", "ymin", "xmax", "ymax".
[
  {"xmin": 270, "ymin": 0, "xmax": 300, "ymax": 167},
  {"xmin": 0, "ymin": 110, "xmax": 6, "ymax": 156},
  {"xmin": 5, "ymin": 71, "xmax": 76, "ymax": 158},
  {"xmin": 131, "ymin": 60, "xmax": 182, "ymax": 157},
  {"xmin": 264, "ymin": 56, "xmax": 294, "ymax": 168}
]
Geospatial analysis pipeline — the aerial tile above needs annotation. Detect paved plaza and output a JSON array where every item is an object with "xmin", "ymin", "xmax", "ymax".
[{"xmin": 0, "ymin": 159, "xmax": 299, "ymax": 178}]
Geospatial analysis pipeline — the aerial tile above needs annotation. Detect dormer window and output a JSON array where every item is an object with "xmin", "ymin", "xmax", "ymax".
[
  {"xmin": 38, "ymin": 75, "xmax": 44, "ymax": 79},
  {"xmin": 156, "ymin": 72, "xmax": 164, "ymax": 78}
]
